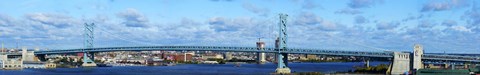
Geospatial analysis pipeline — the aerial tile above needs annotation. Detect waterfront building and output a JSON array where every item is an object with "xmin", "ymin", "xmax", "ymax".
[
  {"xmin": 224, "ymin": 52, "xmax": 233, "ymax": 60},
  {"xmin": 45, "ymin": 62, "xmax": 56, "ymax": 68},
  {"xmin": 0, "ymin": 53, "xmax": 23, "ymax": 70},
  {"xmin": 23, "ymin": 62, "xmax": 45, "ymax": 69},
  {"xmin": 306, "ymin": 55, "xmax": 318, "ymax": 60},
  {"xmin": 163, "ymin": 53, "xmax": 193, "ymax": 62},
  {"xmin": 23, "ymin": 61, "xmax": 56, "ymax": 69},
  {"xmin": 202, "ymin": 54, "xmax": 223, "ymax": 60}
]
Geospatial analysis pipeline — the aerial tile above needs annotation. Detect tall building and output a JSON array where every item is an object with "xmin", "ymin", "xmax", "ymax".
[
  {"xmin": 274, "ymin": 37, "xmax": 279, "ymax": 63},
  {"xmin": 22, "ymin": 47, "xmax": 35, "ymax": 62},
  {"xmin": 1, "ymin": 43, "xmax": 4, "ymax": 53},
  {"xmin": 256, "ymin": 39, "xmax": 266, "ymax": 64}
]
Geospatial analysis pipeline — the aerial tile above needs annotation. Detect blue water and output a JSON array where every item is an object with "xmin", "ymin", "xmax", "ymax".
[{"xmin": 0, "ymin": 62, "xmax": 388, "ymax": 75}]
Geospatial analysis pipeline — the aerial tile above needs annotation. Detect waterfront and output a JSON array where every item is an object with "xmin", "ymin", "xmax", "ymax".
[{"xmin": 0, "ymin": 62, "xmax": 387, "ymax": 75}]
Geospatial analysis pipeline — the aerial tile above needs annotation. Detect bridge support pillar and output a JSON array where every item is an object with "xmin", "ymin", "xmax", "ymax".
[
  {"xmin": 256, "ymin": 52, "xmax": 266, "ymax": 64},
  {"xmin": 388, "ymin": 52, "xmax": 411, "ymax": 75},
  {"xmin": 275, "ymin": 53, "xmax": 290, "ymax": 74},
  {"xmin": 82, "ymin": 52, "xmax": 96, "ymax": 67},
  {"xmin": 89, "ymin": 52, "xmax": 95, "ymax": 61}
]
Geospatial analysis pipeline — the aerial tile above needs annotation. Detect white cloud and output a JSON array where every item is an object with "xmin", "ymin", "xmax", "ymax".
[
  {"xmin": 302, "ymin": 0, "xmax": 318, "ymax": 9},
  {"xmin": 294, "ymin": 12, "xmax": 322, "ymax": 25},
  {"xmin": 451, "ymin": 25, "xmax": 472, "ymax": 32},
  {"xmin": 354, "ymin": 16, "xmax": 368, "ymax": 24},
  {"xmin": 318, "ymin": 20, "xmax": 343, "ymax": 31},
  {"xmin": 335, "ymin": 8, "xmax": 363, "ymax": 15},
  {"xmin": 376, "ymin": 21, "xmax": 399, "ymax": 30},
  {"xmin": 421, "ymin": 0, "xmax": 470, "ymax": 12},
  {"xmin": 293, "ymin": 12, "xmax": 344, "ymax": 31},
  {"xmin": 348, "ymin": 0, "xmax": 383, "ymax": 9},
  {"xmin": 463, "ymin": 5, "xmax": 480, "ymax": 26},
  {"xmin": 25, "ymin": 13, "xmax": 79, "ymax": 28},
  {"xmin": 242, "ymin": 3, "xmax": 270, "ymax": 16},
  {"xmin": 421, "ymin": 2, "xmax": 451, "ymax": 12},
  {"xmin": 418, "ymin": 20, "xmax": 436, "ymax": 28},
  {"xmin": 117, "ymin": 8, "xmax": 149, "ymax": 28},
  {"xmin": 208, "ymin": 17, "xmax": 260, "ymax": 32},
  {"xmin": 442, "ymin": 20, "xmax": 457, "ymax": 26},
  {"xmin": 0, "ymin": 14, "xmax": 15, "ymax": 27}
]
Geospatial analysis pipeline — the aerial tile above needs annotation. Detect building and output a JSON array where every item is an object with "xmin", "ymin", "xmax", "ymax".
[
  {"xmin": 256, "ymin": 40, "xmax": 266, "ymax": 64},
  {"xmin": 23, "ymin": 61, "xmax": 56, "ymax": 69},
  {"xmin": 0, "ymin": 53, "xmax": 23, "ymax": 70},
  {"xmin": 22, "ymin": 48, "xmax": 36, "ymax": 62},
  {"xmin": 162, "ymin": 53, "xmax": 193, "ymax": 62},
  {"xmin": 306, "ymin": 54, "xmax": 318, "ymax": 60},
  {"xmin": 202, "ymin": 54, "xmax": 223, "ymax": 60},
  {"xmin": 224, "ymin": 52, "xmax": 232, "ymax": 60},
  {"xmin": 0, "ymin": 47, "xmax": 47, "ymax": 70},
  {"xmin": 173, "ymin": 54, "xmax": 193, "ymax": 62}
]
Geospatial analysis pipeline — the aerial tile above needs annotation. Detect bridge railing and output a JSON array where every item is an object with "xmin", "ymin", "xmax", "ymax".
[{"xmin": 423, "ymin": 54, "xmax": 480, "ymax": 62}]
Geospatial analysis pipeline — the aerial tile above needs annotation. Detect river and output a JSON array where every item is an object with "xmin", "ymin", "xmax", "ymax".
[{"xmin": 0, "ymin": 62, "xmax": 388, "ymax": 75}]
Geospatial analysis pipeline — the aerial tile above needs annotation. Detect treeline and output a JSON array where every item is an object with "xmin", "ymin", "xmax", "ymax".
[{"xmin": 353, "ymin": 64, "xmax": 389, "ymax": 73}]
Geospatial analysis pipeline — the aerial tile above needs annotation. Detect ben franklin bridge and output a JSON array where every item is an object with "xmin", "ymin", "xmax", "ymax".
[{"xmin": 6, "ymin": 14, "xmax": 480, "ymax": 74}]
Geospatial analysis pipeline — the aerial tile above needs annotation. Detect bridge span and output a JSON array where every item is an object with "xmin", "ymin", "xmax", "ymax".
[{"xmin": 33, "ymin": 46, "xmax": 480, "ymax": 62}]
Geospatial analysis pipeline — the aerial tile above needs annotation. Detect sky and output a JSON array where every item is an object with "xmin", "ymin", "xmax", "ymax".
[{"xmin": 0, "ymin": 0, "xmax": 479, "ymax": 53}]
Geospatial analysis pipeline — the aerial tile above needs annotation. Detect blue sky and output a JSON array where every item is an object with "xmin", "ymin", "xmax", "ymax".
[{"xmin": 0, "ymin": 0, "xmax": 479, "ymax": 53}]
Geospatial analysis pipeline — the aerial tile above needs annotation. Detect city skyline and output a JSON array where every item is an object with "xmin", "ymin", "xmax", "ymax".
[{"xmin": 0, "ymin": 0, "xmax": 479, "ymax": 53}]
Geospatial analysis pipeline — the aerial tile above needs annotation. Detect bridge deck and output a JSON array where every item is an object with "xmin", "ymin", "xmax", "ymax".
[{"xmin": 31, "ymin": 46, "xmax": 480, "ymax": 62}]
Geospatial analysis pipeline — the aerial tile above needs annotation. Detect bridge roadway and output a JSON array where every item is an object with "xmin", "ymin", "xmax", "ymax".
[{"xmin": 32, "ymin": 46, "xmax": 480, "ymax": 62}]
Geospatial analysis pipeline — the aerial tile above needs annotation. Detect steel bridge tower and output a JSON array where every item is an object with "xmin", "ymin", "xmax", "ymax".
[
  {"xmin": 276, "ymin": 13, "xmax": 291, "ymax": 74},
  {"xmin": 82, "ymin": 23, "xmax": 96, "ymax": 67}
]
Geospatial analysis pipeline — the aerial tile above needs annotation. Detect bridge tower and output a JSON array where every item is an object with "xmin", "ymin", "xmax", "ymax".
[
  {"xmin": 275, "ymin": 13, "xmax": 291, "ymax": 74},
  {"xmin": 413, "ymin": 44, "xmax": 423, "ymax": 69},
  {"xmin": 82, "ymin": 23, "xmax": 96, "ymax": 67}
]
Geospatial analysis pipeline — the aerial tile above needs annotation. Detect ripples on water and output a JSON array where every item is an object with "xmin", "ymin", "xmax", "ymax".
[{"xmin": 0, "ymin": 62, "xmax": 388, "ymax": 75}]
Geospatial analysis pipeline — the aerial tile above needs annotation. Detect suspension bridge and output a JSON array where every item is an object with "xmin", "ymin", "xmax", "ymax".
[{"xmin": 10, "ymin": 14, "xmax": 480, "ymax": 74}]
